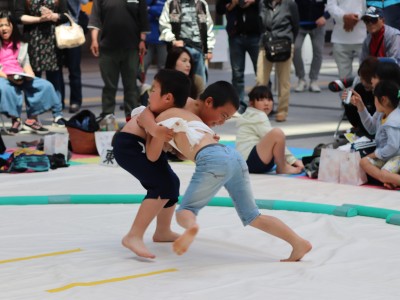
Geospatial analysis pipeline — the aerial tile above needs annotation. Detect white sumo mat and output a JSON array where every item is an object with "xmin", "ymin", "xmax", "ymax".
[{"xmin": 1, "ymin": 163, "xmax": 400, "ymax": 300}]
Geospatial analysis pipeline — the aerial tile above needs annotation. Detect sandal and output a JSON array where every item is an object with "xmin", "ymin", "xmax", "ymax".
[{"xmin": 8, "ymin": 118, "xmax": 22, "ymax": 134}]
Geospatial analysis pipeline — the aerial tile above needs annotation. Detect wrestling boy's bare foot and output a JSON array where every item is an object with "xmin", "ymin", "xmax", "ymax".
[
  {"xmin": 122, "ymin": 235, "xmax": 156, "ymax": 259},
  {"xmin": 172, "ymin": 224, "xmax": 199, "ymax": 255},
  {"xmin": 153, "ymin": 230, "xmax": 180, "ymax": 243},
  {"xmin": 281, "ymin": 239, "xmax": 312, "ymax": 262}
]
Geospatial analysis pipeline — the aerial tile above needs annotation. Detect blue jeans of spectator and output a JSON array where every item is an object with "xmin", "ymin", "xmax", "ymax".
[
  {"xmin": 61, "ymin": 46, "xmax": 83, "ymax": 107},
  {"xmin": 293, "ymin": 26, "xmax": 325, "ymax": 81},
  {"xmin": 0, "ymin": 77, "xmax": 61, "ymax": 118},
  {"xmin": 228, "ymin": 34, "xmax": 260, "ymax": 104},
  {"xmin": 34, "ymin": 69, "xmax": 63, "ymax": 117},
  {"xmin": 185, "ymin": 46, "xmax": 207, "ymax": 84}
]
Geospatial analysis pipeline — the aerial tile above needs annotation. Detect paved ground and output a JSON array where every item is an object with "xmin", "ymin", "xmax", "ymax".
[{"xmin": 1, "ymin": 42, "xmax": 356, "ymax": 150}]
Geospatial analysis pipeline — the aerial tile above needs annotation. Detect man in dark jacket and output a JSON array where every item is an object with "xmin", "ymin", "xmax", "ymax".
[
  {"xmin": 216, "ymin": 0, "xmax": 260, "ymax": 109},
  {"xmin": 89, "ymin": 0, "xmax": 150, "ymax": 122}
]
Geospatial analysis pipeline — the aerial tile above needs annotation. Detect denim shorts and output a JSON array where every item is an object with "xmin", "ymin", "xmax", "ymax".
[{"xmin": 177, "ymin": 144, "xmax": 261, "ymax": 226}]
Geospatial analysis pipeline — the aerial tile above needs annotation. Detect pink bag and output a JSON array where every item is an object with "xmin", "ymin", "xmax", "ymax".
[{"xmin": 318, "ymin": 149, "xmax": 367, "ymax": 186}]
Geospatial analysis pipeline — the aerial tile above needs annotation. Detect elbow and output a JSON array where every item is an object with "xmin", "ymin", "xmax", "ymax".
[{"xmin": 146, "ymin": 153, "xmax": 159, "ymax": 162}]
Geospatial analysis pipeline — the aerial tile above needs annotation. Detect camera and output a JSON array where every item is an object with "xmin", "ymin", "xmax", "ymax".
[{"xmin": 239, "ymin": 0, "xmax": 246, "ymax": 8}]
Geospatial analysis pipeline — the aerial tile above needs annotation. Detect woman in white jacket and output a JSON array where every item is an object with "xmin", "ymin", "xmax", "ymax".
[{"xmin": 236, "ymin": 85, "xmax": 304, "ymax": 174}]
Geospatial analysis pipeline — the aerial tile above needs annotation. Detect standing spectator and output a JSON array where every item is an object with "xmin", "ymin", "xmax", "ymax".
[
  {"xmin": 144, "ymin": 0, "xmax": 168, "ymax": 74},
  {"xmin": 256, "ymin": 0, "xmax": 299, "ymax": 122},
  {"xmin": 366, "ymin": 1, "xmax": 400, "ymax": 30},
  {"xmin": 14, "ymin": 0, "xmax": 68, "ymax": 127},
  {"xmin": 293, "ymin": 0, "xmax": 330, "ymax": 93},
  {"xmin": 327, "ymin": 0, "xmax": 367, "ymax": 79},
  {"xmin": 60, "ymin": 0, "xmax": 88, "ymax": 114},
  {"xmin": 88, "ymin": 0, "xmax": 150, "ymax": 122},
  {"xmin": 159, "ymin": 0, "xmax": 215, "ymax": 85},
  {"xmin": 0, "ymin": 1, "xmax": 14, "ymax": 12},
  {"xmin": 359, "ymin": 6, "xmax": 400, "ymax": 64},
  {"xmin": 216, "ymin": 0, "xmax": 260, "ymax": 110}
]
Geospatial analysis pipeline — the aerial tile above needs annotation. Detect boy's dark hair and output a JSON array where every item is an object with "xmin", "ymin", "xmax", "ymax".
[
  {"xmin": 375, "ymin": 61, "xmax": 400, "ymax": 85},
  {"xmin": 373, "ymin": 80, "xmax": 400, "ymax": 108},
  {"xmin": 0, "ymin": 10, "xmax": 22, "ymax": 51},
  {"xmin": 199, "ymin": 81, "xmax": 239, "ymax": 109},
  {"xmin": 248, "ymin": 85, "xmax": 274, "ymax": 102},
  {"xmin": 154, "ymin": 69, "xmax": 190, "ymax": 108},
  {"xmin": 358, "ymin": 56, "xmax": 379, "ymax": 83}
]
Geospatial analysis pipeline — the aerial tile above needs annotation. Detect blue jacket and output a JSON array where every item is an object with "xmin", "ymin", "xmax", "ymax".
[
  {"xmin": 366, "ymin": 1, "xmax": 400, "ymax": 8},
  {"xmin": 147, "ymin": 0, "xmax": 166, "ymax": 44}
]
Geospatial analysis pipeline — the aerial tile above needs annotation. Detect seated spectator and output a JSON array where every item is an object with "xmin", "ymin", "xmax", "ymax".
[
  {"xmin": 165, "ymin": 47, "xmax": 204, "ymax": 99},
  {"xmin": 350, "ymin": 80, "xmax": 400, "ymax": 188},
  {"xmin": 360, "ymin": 6, "xmax": 400, "ymax": 64},
  {"xmin": 235, "ymin": 85, "xmax": 304, "ymax": 174},
  {"xmin": 141, "ymin": 47, "xmax": 205, "ymax": 107},
  {"xmin": 0, "ymin": 10, "xmax": 63, "ymax": 134},
  {"xmin": 343, "ymin": 57, "xmax": 400, "ymax": 138}
]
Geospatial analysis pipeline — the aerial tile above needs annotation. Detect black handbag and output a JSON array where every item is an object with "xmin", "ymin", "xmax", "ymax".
[{"xmin": 264, "ymin": 38, "xmax": 291, "ymax": 62}]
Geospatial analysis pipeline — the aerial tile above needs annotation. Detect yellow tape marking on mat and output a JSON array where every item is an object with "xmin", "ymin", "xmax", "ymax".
[
  {"xmin": 0, "ymin": 248, "xmax": 82, "ymax": 265},
  {"xmin": 47, "ymin": 268, "xmax": 178, "ymax": 293}
]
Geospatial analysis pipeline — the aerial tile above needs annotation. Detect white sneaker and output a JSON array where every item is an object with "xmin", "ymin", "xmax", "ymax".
[
  {"xmin": 309, "ymin": 81, "xmax": 321, "ymax": 93},
  {"xmin": 294, "ymin": 79, "xmax": 307, "ymax": 92}
]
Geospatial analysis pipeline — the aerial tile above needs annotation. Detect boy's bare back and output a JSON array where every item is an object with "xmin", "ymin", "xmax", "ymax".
[{"xmin": 156, "ymin": 108, "xmax": 217, "ymax": 161}]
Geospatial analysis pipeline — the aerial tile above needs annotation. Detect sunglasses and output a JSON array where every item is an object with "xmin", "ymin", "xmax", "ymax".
[{"xmin": 363, "ymin": 17, "xmax": 379, "ymax": 24}]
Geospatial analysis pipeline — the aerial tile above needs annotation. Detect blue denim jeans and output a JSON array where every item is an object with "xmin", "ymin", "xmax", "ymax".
[
  {"xmin": 228, "ymin": 34, "xmax": 260, "ymax": 103},
  {"xmin": 177, "ymin": 144, "xmax": 261, "ymax": 226},
  {"xmin": 0, "ymin": 77, "xmax": 61, "ymax": 118}
]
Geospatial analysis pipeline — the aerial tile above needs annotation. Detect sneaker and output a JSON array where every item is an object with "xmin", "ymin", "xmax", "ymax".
[
  {"xmin": 69, "ymin": 104, "xmax": 81, "ymax": 114},
  {"xmin": 52, "ymin": 116, "xmax": 66, "ymax": 128},
  {"xmin": 309, "ymin": 81, "xmax": 321, "ymax": 93},
  {"xmin": 23, "ymin": 119, "xmax": 49, "ymax": 134},
  {"xmin": 294, "ymin": 79, "xmax": 307, "ymax": 92},
  {"xmin": 8, "ymin": 118, "xmax": 22, "ymax": 134}
]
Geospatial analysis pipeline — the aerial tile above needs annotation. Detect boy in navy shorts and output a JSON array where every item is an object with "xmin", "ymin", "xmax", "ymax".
[{"xmin": 113, "ymin": 69, "xmax": 191, "ymax": 259}]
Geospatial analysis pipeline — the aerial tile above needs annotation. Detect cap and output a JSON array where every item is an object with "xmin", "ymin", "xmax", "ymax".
[{"xmin": 362, "ymin": 6, "xmax": 384, "ymax": 20}]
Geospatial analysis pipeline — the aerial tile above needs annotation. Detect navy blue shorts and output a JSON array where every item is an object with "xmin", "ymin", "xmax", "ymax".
[
  {"xmin": 113, "ymin": 132, "xmax": 179, "ymax": 208},
  {"xmin": 246, "ymin": 146, "xmax": 275, "ymax": 174}
]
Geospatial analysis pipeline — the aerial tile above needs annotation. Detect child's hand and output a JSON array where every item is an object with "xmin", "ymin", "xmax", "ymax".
[
  {"xmin": 154, "ymin": 125, "xmax": 174, "ymax": 142},
  {"xmin": 349, "ymin": 89, "xmax": 366, "ymax": 112},
  {"xmin": 213, "ymin": 134, "xmax": 220, "ymax": 142}
]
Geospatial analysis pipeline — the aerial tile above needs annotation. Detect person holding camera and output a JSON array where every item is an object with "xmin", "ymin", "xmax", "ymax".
[{"xmin": 216, "ymin": 0, "xmax": 260, "ymax": 112}]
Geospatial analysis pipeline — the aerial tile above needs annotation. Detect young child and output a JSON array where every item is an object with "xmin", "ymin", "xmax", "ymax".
[
  {"xmin": 0, "ymin": 10, "xmax": 64, "ymax": 134},
  {"xmin": 236, "ymin": 86, "xmax": 304, "ymax": 174},
  {"xmin": 351, "ymin": 80, "xmax": 400, "ymax": 188},
  {"xmin": 113, "ymin": 69, "xmax": 191, "ymax": 259},
  {"xmin": 152, "ymin": 107, "xmax": 312, "ymax": 262}
]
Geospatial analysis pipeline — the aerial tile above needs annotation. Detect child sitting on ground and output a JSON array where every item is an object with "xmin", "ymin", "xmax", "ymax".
[
  {"xmin": 351, "ymin": 80, "xmax": 400, "ymax": 188},
  {"xmin": 152, "ymin": 107, "xmax": 312, "ymax": 262},
  {"xmin": 236, "ymin": 85, "xmax": 304, "ymax": 174},
  {"xmin": 113, "ymin": 69, "xmax": 191, "ymax": 259}
]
